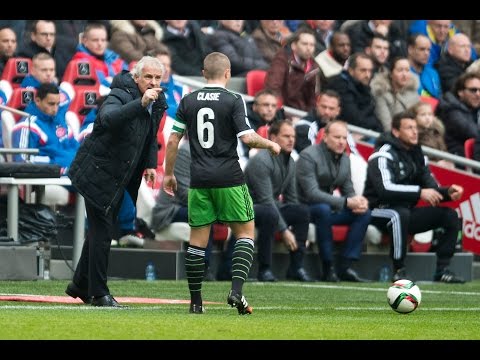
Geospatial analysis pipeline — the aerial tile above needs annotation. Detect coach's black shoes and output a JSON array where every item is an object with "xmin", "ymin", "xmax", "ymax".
[
  {"xmin": 227, "ymin": 290, "xmax": 253, "ymax": 315},
  {"xmin": 434, "ymin": 268, "xmax": 465, "ymax": 284},
  {"xmin": 65, "ymin": 282, "xmax": 92, "ymax": 304},
  {"xmin": 91, "ymin": 295, "xmax": 126, "ymax": 308},
  {"xmin": 189, "ymin": 303, "xmax": 205, "ymax": 314}
]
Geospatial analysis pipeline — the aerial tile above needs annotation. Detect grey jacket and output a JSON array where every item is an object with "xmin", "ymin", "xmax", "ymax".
[
  {"xmin": 151, "ymin": 143, "xmax": 190, "ymax": 231},
  {"xmin": 296, "ymin": 141, "xmax": 355, "ymax": 212},
  {"xmin": 245, "ymin": 150, "xmax": 298, "ymax": 232}
]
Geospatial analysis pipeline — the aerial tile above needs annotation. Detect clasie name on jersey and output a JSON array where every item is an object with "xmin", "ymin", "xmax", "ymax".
[{"xmin": 197, "ymin": 92, "xmax": 220, "ymax": 101}]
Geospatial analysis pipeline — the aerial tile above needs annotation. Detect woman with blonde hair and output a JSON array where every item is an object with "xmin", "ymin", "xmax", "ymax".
[{"xmin": 409, "ymin": 101, "xmax": 454, "ymax": 169}]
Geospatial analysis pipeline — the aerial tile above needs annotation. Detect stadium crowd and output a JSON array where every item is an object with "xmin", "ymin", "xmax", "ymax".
[{"xmin": 1, "ymin": 20, "xmax": 479, "ymax": 286}]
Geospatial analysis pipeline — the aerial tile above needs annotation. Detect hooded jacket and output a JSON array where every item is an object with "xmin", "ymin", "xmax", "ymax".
[
  {"xmin": 363, "ymin": 132, "xmax": 451, "ymax": 209},
  {"xmin": 68, "ymin": 70, "xmax": 167, "ymax": 214}
]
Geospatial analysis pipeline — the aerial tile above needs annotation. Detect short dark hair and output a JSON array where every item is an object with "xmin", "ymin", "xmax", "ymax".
[
  {"xmin": 267, "ymin": 119, "xmax": 293, "ymax": 138},
  {"xmin": 347, "ymin": 52, "xmax": 373, "ymax": 70},
  {"xmin": 36, "ymin": 82, "xmax": 59, "ymax": 100},
  {"xmin": 317, "ymin": 89, "xmax": 341, "ymax": 105},
  {"xmin": 453, "ymin": 72, "xmax": 480, "ymax": 95},
  {"xmin": 391, "ymin": 109, "xmax": 416, "ymax": 130},
  {"xmin": 254, "ymin": 89, "xmax": 277, "ymax": 104}
]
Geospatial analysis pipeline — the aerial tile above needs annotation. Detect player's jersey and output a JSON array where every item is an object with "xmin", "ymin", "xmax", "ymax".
[{"xmin": 173, "ymin": 84, "xmax": 254, "ymax": 188}]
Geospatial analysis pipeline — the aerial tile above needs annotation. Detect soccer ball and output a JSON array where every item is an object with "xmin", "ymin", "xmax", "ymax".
[{"xmin": 387, "ymin": 279, "xmax": 422, "ymax": 314}]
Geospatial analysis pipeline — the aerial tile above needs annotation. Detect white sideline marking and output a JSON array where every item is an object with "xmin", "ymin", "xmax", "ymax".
[
  {"xmin": 1, "ymin": 305, "xmax": 480, "ymax": 312},
  {"xmin": 252, "ymin": 282, "xmax": 480, "ymax": 296}
]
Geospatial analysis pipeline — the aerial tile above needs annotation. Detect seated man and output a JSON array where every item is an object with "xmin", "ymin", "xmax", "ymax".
[
  {"xmin": 218, "ymin": 120, "xmax": 313, "ymax": 282},
  {"xmin": 12, "ymin": 83, "xmax": 79, "ymax": 174},
  {"xmin": 70, "ymin": 22, "xmax": 128, "ymax": 96},
  {"xmin": 294, "ymin": 89, "xmax": 341, "ymax": 154},
  {"xmin": 364, "ymin": 110, "xmax": 465, "ymax": 283},
  {"xmin": 11, "ymin": 83, "xmax": 79, "ymax": 205},
  {"xmin": 296, "ymin": 120, "xmax": 371, "ymax": 282}
]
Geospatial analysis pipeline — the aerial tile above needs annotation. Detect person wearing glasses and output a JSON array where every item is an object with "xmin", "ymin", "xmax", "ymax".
[
  {"xmin": 17, "ymin": 20, "xmax": 75, "ymax": 80},
  {"xmin": 436, "ymin": 72, "xmax": 480, "ymax": 157},
  {"xmin": 364, "ymin": 109, "xmax": 465, "ymax": 283}
]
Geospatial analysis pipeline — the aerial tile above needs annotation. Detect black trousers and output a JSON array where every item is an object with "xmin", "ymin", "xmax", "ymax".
[
  {"xmin": 72, "ymin": 196, "xmax": 123, "ymax": 297},
  {"xmin": 370, "ymin": 205, "xmax": 459, "ymax": 270}
]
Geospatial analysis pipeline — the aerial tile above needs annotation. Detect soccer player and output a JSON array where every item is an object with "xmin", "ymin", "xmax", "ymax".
[{"xmin": 163, "ymin": 52, "xmax": 280, "ymax": 314}]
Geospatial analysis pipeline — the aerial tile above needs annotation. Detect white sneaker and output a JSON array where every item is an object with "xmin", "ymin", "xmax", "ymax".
[
  {"xmin": 365, "ymin": 225, "xmax": 382, "ymax": 245},
  {"xmin": 118, "ymin": 232, "xmax": 145, "ymax": 248}
]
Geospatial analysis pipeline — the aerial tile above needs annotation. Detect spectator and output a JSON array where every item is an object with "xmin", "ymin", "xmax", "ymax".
[
  {"xmin": 364, "ymin": 110, "xmax": 465, "ymax": 283},
  {"xmin": 265, "ymin": 27, "xmax": 319, "ymax": 113},
  {"xmin": 296, "ymin": 120, "xmax": 371, "ymax": 282},
  {"xmin": 0, "ymin": 26, "xmax": 17, "ymax": 76},
  {"xmin": 370, "ymin": 56, "xmax": 420, "ymax": 131},
  {"xmin": 149, "ymin": 48, "xmax": 189, "ymax": 120},
  {"xmin": 109, "ymin": 20, "xmax": 169, "ymax": 64},
  {"xmin": 365, "ymin": 33, "xmax": 390, "ymax": 75},
  {"xmin": 20, "ymin": 53, "xmax": 78, "ymax": 136},
  {"xmin": 436, "ymin": 33, "xmax": 473, "ymax": 93},
  {"xmin": 238, "ymin": 89, "xmax": 285, "ymax": 167},
  {"xmin": 70, "ymin": 22, "xmax": 128, "ymax": 96},
  {"xmin": 409, "ymin": 20, "xmax": 477, "ymax": 66},
  {"xmin": 407, "ymin": 33, "xmax": 442, "ymax": 99},
  {"xmin": 208, "ymin": 20, "xmax": 269, "ymax": 77},
  {"xmin": 436, "ymin": 72, "xmax": 480, "ymax": 157},
  {"xmin": 12, "ymin": 83, "xmax": 79, "ymax": 176},
  {"xmin": 251, "ymin": 20, "xmax": 290, "ymax": 65},
  {"xmin": 454, "ymin": 20, "xmax": 480, "ymax": 54},
  {"xmin": 17, "ymin": 20, "xmax": 74, "ymax": 80},
  {"xmin": 0, "ymin": 20, "xmax": 25, "ymax": 46},
  {"xmin": 325, "ymin": 52, "xmax": 383, "ymax": 133},
  {"xmin": 315, "ymin": 31, "xmax": 351, "ymax": 86},
  {"xmin": 409, "ymin": 101, "xmax": 454, "ymax": 169},
  {"xmin": 347, "ymin": 20, "xmax": 407, "ymax": 61},
  {"xmin": 246, "ymin": 120, "xmax": 313, "ymax": 282},
  {"xmin": 294, "ymin": 89, "xmax": 341, "ymax": 154},
  {"xmin": 247, "ymin": 89, "xmax": 285, "ymax": 132},
  {"xmin": 297, "ymin": 20, "xmax": 336, "ymax": 57},
  {"xmin": 161, "ymin": 20, "xmax": 210, "ymax": 76}
]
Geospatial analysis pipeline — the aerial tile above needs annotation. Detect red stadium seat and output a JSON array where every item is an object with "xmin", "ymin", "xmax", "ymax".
[
  {"xmin": 0, "ymin": 57, "xmax": 32, "ymax": 89},
  {"xmin": 464, "ymin": 137, "xmax": 475, "ymax": 159},
  {"xmin": 62, "ymin": 58, "xmax": 99, "ymax": 91},
  {"xmin": 213, "ymin": 223, "xmax": 229, "ymax": 242},
  {"xmin": 256, "ymin": 125, "xmax": 269, "ymax": 138},
  {"xmin": 5, "ymin": 87, "xmax": 36, "ymax": 122},
  {"xmin": 68, "ymin": 88, "xmax": 100, "ymax": 125},
  {"xmin": 246, "ymin": 69, "xmax": 267, "ymax": 96}
]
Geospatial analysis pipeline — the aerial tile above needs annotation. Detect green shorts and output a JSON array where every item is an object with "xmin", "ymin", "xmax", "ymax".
[{"xmin": 188, "ymin": 184, "xmax": 254, "ymax": 227}]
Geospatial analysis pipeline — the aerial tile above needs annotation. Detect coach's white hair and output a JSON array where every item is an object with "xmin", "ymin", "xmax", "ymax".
[{"xmin": 130, "ymin": 56, "xmax": 165, "ymax": 78}]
